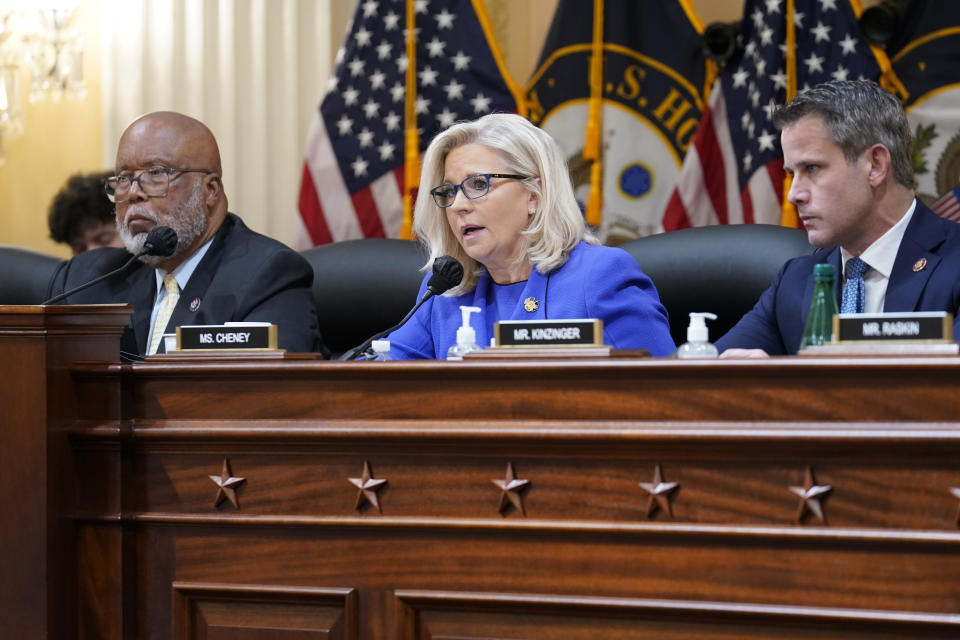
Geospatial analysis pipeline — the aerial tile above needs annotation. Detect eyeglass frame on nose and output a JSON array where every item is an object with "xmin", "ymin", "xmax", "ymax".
[
  {"xmin": 104, "ymin": 167, "xmax": 213, "ymax": 204},
  {"xmin": 430, "ymin": 173, "xmax": 529, "ymax": 208}
]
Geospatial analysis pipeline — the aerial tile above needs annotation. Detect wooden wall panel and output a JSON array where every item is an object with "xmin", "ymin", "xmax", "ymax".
[
  {"xmin": 171, "ymin": 583, "xmax": 356, "ymax": 640},
  {"xmin": 7, "ymin": 310, "xmax": 960, "ymax": 640},
  {"xmin": 396, "ymin": 590, "xmax": 960, "ymax": 639}
]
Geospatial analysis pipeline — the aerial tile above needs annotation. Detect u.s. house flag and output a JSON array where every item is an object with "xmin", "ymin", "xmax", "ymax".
[{"xmin": 526, "ymin": 0, "xmax": 709, "ymax": 244}]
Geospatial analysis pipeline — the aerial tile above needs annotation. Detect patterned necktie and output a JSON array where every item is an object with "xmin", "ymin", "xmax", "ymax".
[
  {"xmin": 840, "ymin": 256, "xmax": 869, "ymax": 314},
  {"xmin": 148, "ymin": 274, "xmax": 180, "ymax": 355}
]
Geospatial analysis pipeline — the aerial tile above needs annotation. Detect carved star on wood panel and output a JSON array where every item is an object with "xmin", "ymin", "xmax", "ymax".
[
  {"xmin": 349, "ymin": 460, "xmax": 388, "ymax": 513},
  {"xmin": 638, "ymin": 464, "xmax": 680, "ymax": 519},
  {"xmin": 491, "ymin": 462, "xmax": 530, "ymax": 516},
  {"xmin": 950, "ymin": 488, "xmax": 960, "ymax": 526},
  {"xmin": 209, "ymin": 458, "xmax": 245, "ymax": 509},
  {"xmin": 789, "ymin": 466, "xmax": 832, "ymax": 524}
]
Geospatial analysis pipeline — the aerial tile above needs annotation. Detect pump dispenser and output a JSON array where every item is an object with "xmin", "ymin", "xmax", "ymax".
[
  {"xmin": 370, "ymin": 339, "xmax": 392, "ymax": 361},
  {"xmin": 446, "ymin": 305, "xmax": 483, "ymax": 360},
  {"xmin": 676, "ymin": 312, "xmax": 719, "ymax": 359}
]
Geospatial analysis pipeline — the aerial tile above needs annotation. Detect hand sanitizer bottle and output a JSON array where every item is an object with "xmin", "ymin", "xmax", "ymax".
[
  {"xmin": 446, "ymin": 305, "xmax": 482, "ymax": 360},
  {"xmin": 676, "ymin": 312, "xmax": 719, "ymax": 359},
  {"xmin": 370, "ymin": 339, "xmax": 392, "ymax": 361}
]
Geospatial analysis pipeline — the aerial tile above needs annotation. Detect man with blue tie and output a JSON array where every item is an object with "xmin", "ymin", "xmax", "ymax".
[{"xmin": 717, "ymin": 79, "xmax": 960, "ymax": 356}]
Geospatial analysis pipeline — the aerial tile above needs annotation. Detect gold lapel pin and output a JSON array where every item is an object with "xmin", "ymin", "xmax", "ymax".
[
  {"xmin": 523, "ymin": 297, "xmax": 539, "ymax": 312},
  {"xmin": 912, "ymin": 258, "xmax": 927, "ymax": 272}
]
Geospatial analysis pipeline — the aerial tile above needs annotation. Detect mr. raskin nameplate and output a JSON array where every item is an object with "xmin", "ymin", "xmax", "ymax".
[
  {"xmin": 176, "ymin": 323, "xmax": 279, "ymax": 351},
  {"xmin": 494, "ymin": 319, "xmax": 604, "ymax": 348},
  {"xmin": 833, "ymin": 311, "xmax": 953, "ymax": 343}
]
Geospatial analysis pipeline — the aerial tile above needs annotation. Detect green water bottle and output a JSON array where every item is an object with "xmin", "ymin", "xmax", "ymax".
[{"xmin": 799, "ymin": 263, "xmax": 839, "ymax": 350}]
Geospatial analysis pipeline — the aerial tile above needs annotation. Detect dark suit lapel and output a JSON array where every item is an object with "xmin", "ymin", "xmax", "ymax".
[
  {"xmin": 112, "ymin": 263, "xmax": 156, "ymax": 356},
  {"xmin": 165, "ymin": 215, "xmax": 233, "ymax": 333},
  {"xmin": 886, "ymin": 203, "xmax": 944, "ymax": 312}
]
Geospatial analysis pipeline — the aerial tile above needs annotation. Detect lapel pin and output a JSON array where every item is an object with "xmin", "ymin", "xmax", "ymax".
[
  {"xmin": 912, "ymin": 258, "xmax": 927, "ymax": 272},
  {"xmin": 189, "ymin": 297, "xmax": 201, "ymax": 312},
  {"xmin": 523, "ymin": 297, "xmax": 539, "ymax": 313}
]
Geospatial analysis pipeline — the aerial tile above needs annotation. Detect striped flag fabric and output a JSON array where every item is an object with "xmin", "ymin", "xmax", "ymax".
[
  {"xmin": 663, "ymin": 0, "xmax": 885, "ymax": 231},
  {"xmin": 930, "ymin": 186, "xmax": 960, "ymax": 222},
  {"xmin": 297, "ymin": 0, "xmax": 522, "ymax": 246}
]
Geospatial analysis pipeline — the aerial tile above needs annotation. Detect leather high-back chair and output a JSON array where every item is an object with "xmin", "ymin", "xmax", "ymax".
[
  {"xmin": 0, "ymin": 246, "xmax": 65, "ymax": 305},
  {"xmin": 619, "ymin": 224, "xmax": 815, "ymax": 345},
  {"xmin": 300, "ymin": 238, "xmax": 428, "ymax": 357}
]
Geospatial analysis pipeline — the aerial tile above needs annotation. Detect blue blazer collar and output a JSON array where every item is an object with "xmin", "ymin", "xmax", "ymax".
[{"xmin": 473, "ymin": 267, "xmax": 549, "ymax": 347}]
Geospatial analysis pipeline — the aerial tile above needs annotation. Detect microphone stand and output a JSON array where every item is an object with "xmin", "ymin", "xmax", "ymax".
[
  {"xmin": 41, "ymin": 252, "xmax": 144, "ymax": 305},
  {"xmin": 338, "ymin": 293, "xmax": 433, "ymax": 361},
  {"xmin": 42, "ymin": 226, "xmax": 179, "ymax": 306}
]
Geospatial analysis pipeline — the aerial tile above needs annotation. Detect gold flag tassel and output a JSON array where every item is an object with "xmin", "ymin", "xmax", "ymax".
[
  {"xmin": 583, "ymin": 0, "xmax": 605, "ymax": 229},
  {"xmin": 849, "ymin": 0, "xmax": 908, "ymax": 101},
  {"xmin": 401, "ymin": 0, "xmax": 419, "ymax": 240}
]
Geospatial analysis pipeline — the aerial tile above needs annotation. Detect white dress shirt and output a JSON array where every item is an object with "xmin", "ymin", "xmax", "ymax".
[{"xmin": 839, "ymin": 198, "xmax": 916, "ymax": 313}]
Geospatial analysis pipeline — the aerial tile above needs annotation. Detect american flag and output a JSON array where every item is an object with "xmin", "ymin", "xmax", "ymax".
[
  {"xmin": 297, "ymin": 0, "xmax": 522, "ymax": 246},
  {"xmin": 663, "ymin": 0, "xmax": 884, "ymax": 230},
  {"xmin": 931, "ymin": 186, "xmax": 960, "ymax": 222}
]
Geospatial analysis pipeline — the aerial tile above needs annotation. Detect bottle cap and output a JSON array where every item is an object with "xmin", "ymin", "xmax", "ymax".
[
  {"xmin": 686, "ymin": 312, "xmax": 717, "ymax": 343},
  {"xmin": 812, "ymin": 263, "xmax": 835, "ymax": 283}
]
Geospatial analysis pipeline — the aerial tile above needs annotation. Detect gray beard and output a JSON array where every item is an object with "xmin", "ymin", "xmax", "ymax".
[{"xmin": 116, "ymin": 184, "xmax": 207, "ymax": 266}]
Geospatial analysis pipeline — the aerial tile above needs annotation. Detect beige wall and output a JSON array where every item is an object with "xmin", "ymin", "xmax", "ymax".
[{"xmin": 0, "ymin": 0, "xmax": 103, "ymax": 258}]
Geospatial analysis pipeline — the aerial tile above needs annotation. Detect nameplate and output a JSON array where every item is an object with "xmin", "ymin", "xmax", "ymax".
[
  {"xmin": 176, "ymin": 323, "xmax": 279, "ymax": 351},
  {"xmin": 833, "ymin": 312, "xmax": 953, "ymax": 344},
  {"xmin": 493, "ymin": 319, "xmax": 604, "ymax": 347}
]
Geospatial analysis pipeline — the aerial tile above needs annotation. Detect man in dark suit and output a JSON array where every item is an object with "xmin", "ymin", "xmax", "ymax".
[
  {"xmin": 47, "ymin": 111, "xmax": 322, "ymax": 357},
  {"xmin": 717, "ymin": 80, "xmax": 960, "ymax": 356}
]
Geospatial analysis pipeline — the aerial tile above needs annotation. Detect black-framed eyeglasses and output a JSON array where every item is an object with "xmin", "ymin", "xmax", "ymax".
[
  {"xmin": 430, "ymin": 173, "xmax": 529, "ymax": 208},
  {"xmin": 104, "ymin": 167, "xmax": 212, "ymax": 203}
]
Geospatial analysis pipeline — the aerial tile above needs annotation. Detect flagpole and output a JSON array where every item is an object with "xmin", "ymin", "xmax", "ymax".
[
  {"xmin": 584, "ymin": 0, "xmax": 604, "ymax": 229},
  {"xmin": 780, "ymin": 0, "xmax": 800, "ymax": 228},
  {"xmin": 401, "ymin": 0, "xmax": 419, "ymax": 240}
]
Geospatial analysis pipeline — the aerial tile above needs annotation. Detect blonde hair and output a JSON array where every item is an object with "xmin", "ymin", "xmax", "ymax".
[{"xmin": 413, "ymin": 113, "xmax": 595, "ymax": 293}]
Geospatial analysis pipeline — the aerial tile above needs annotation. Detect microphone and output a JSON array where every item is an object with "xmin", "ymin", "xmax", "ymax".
[
  {"xmin": 42, "ymin": 226, "xmax": 179, "ymax": 305},
  {"xmin": 339, "ymin": 255, "xmax": 464, "ymax": 360}
]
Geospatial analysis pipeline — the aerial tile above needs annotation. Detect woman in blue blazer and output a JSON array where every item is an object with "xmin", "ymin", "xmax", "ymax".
[{"xmin": 387, "ymin": 113, "xmax": 674, "ymax": 359}]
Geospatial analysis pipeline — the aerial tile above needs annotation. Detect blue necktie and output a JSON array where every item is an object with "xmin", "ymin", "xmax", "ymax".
[{"xmin": 841, "ymin": 257, "xmax": 869, "ymax": 314}]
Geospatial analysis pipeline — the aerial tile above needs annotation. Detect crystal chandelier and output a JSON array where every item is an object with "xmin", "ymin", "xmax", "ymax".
[{"xmin": 0, "ymin": 0, "xmax": 85, "ymax": 165}]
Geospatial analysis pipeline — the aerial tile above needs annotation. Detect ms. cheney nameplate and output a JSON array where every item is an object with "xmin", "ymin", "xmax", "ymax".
[
  {"xmin": 833, "ymin": 311, "xmax": 953, "ymax": 343},
  {"xmin": 494, "ymin": 319, "xmax": 603, "ymax": 347},
  {"xmin": 176, "ymin": 323, "xmax": 279, "ymax": 351}
]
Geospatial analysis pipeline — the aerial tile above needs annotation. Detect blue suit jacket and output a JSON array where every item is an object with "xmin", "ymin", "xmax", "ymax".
[
  {"xmin": 387, "ymin": 241, "xmax": 675, "ymax": 359},
  {"xmin": 716, "ymin": 201, "xmax": 960, "ymax": 355},
  {"xmin": 46, "ymin": 213, "xmax": 321, "ymax": 357}
]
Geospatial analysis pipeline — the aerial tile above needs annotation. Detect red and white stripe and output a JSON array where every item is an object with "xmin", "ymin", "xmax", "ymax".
[
  {"xmin": 297, "ymin": 115, "xmax": 405, "ymax": 246},
  {"xmin": 931, "ymin": 187, "xmax": 960, "ymax": 222},
  {"xmin": 662, "ymin": 83, "xmax": 783, "ymax": 231}
]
